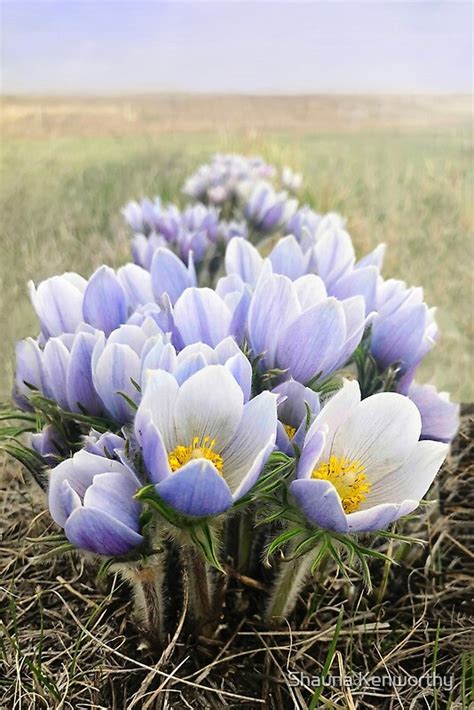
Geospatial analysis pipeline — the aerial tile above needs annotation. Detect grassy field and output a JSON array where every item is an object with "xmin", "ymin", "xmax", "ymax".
[
  {"xmin": 0, "ymin": 94, "xmax": 473, "ymax": 708},
  {"xmin": 0, "ymin": 95, "xmax": 472, "ymax": 402}
]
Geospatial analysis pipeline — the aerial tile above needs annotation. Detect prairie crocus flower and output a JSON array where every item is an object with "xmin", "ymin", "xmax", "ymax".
[
  {"xmin": 146, "ymin": 335, "xmax": 253, "ymax": 402},
  {"xmin": 134, "ymin": 365, "xmax": 277, "ymax": 518},
  {"xmin": 14, "ymin": 327, "xmax": 106, "ymax": 416},
  {"xmin": 408, "ymin": 382, "xmax": 460, "ymax": 444},
  {"xmin": 91, "ymin": 320, "xmax": 169, "ymax": 423},
  {"xmin": 31, "ymin": 425, "xmax": 68, "ymax": 467},
  {"xmin": 370, "ymin": 279, "xmax": 438, "ymax": 392},
  {"xmin": 290, "ymin": 380, "xmax": 448, "ymax": 533},
  {"xmin": 287, "ymin": 208, "xmax": 346, "ymax": 251},
  {"xmin": 29, "ymin": 266, "xmax": 134, "ymax": 340},
  {"xmin": 172, "ymin": 286, "xmax": 248, "ymax": 348},
  {"xmin": 273, "ymin": 380, "xmax": 320, "ymax": 456},
  {"xmin": 247, "ymin": 273, "xmax": 365, "ymax": 386},
  {"xmin": 243, "ymin": 182, "xmax": 297, "ymax": 233},
  {"xmin": 48, "ymin": 450, "xmax": 144, "ymax": 556},
  {"xmin": 28, "ymin": 273, "xmax": 87, "ymax": 339}
]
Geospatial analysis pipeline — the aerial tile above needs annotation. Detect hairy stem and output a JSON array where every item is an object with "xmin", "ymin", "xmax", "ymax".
[
  {"xmin": 181, "ymin": 544, "xmax": 214, "ymax": 632},
  {"xmin": 114, "ymin": 552, "xmax": 167, "ymax": 645},
  {"xmin": 265, "ymin": 548, "xmax": 314, "ymax": 624},
  {"xmin": 237, "ymin": 509, "xmax": 255, "ymax": 574}
]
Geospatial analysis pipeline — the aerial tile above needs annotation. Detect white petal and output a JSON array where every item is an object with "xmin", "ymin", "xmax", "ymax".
[
  {"xmin": 332, "ymin": 392, "xmax": 422, "ymax": 481},
  {"xmin": 365, "ymin": 439, "xmax": 448, "ymax": 506},
  {"xmin": 306, "ymin": 379, "xmax": 361, "ymax": 461},
  {"xmin": 221, "ymin": 391, "xmax": 277, "ymax": 492},
  {"xmin": 174, "ymin": 365, "xmax": 243, "ymax": 451},
  {"xmin": 138, "ymin": 369, "xmax": 179, "ymax": 450}
]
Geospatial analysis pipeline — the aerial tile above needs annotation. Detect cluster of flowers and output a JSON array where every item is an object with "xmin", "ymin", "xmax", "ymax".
[{"xmin": 5, "ymin": 154, "xmax": 459, "ymax": 634}]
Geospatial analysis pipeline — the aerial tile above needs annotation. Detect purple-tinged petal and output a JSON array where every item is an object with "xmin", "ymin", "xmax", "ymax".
[
  {"xmin": 408, "ymin": 383, "xmax": 460, "ymax": 443},
  {"xmin": 276, "ymin": 298, "xmax": 346, "ymax": 383},
  {"xmin": 329, "ymin": 266, "xmax": 379, "ymax": 315},
  {"xmin": 221, "ymin": 391, "xmax": 277, "ymax": 491},
  {"xmin": 117, "ymin": 263, "xmax": 154, "ymax": 309},
  {"xmin": 83, "ymin": 470, "xmax": 142, "ymax": 530},
  {"xmin": 42, "ymin": 338, "xmax": 70, "ymax": 409},
  {"xmin": 93, "ymin": 343, "xmax": 141, "ymax": 423},
  {"xmin": 290, "ymin": 478, "xmax": 349, "ymax": 532},
  {"xmin": 151, "ymin": 248, "xmax": 196, "ymax": 305},
  {"xmin": 356, "ymin": 244, "xmax": 386, "ymax": 270},
  {"xmin": 225, "ymin": 238, "xmax": 263, "ymax": 286},
  {"xmin": 310, "ymin": 228, "xmax": 355, "ymax": 288},
  {"xmin": 29, "ymin": 274, "xmax": 86, "ymax": 338},
  {"xmin": 371, "ymin": 303, "xmax": 427, "ymax": 372},
  {"xmin": 67, "ymin": 331, "xmax": 105, "ymax": 415},
  {"xmin": 296, "ymin": 429, "xmax": 326, "ymax": 480},
  {"xmin": 273, "ymin": 379, "xmax": 320, "ymax": 429},
  {"xmin": 134, "ymin": 411, "xmax": 172, "ymax": 484},
  {"xmin": 232, "ymin": 437, "xmax": 276, "ymax": 501},
  {"xmin": 83, "ymin": 266, "xmax": 128, "ymax": 336},
  {"xmin": 269, "ymin": 235, "xmax": 306, "ymax": 279},
  {"xmin": 14, "ymin": 338, "xmax": 45, "ymax": 405},
  {"xmin": 294, "ymin": 274, "xmax": 327, "ymax": 310},
  {"xmin": 225, "ymin": 352, "xmax": 252, "ymax": 403},
  {"xmin": 173, "ymin": 288, "xmax": 232, "ymax": 347},
  {"xmin": 137, "ymin": 369, "xmax": 179, "ymax": 451},
  {"xmin": 345, "ymin": 500, "xmax": 417, "ymax": 532},
  {"xmin": 247, "ymin": 274, "xmax": 300, "ymax": 369},
  {"xmin": 64, "ymin": 507, "xmax": 144, "ymax": 556},
  {"xmin": 48, "ymin": 451, "xmax": 126, "ymax": 526},
  {"xmin": 156, "ymin": 459, "xmax": 233, "ymax": 517}
]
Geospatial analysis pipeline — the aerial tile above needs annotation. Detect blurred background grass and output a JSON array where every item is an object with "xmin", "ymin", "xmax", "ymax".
[{"xmin": 0, "ymin": 94, "xmax": 472, "ymax": 401}]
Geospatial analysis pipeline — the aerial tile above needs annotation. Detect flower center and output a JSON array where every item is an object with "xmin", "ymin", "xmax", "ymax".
[
  {"xmin": 284, "ymin": 424, "xmax": 297, "ymax": 440},
  {"xmin": 311, "ymin": 455, "xmax": 371, "ymax": 513},
  {"xmin": 168, "ymin": 436, "xmax": 224, "ymax": 474}
]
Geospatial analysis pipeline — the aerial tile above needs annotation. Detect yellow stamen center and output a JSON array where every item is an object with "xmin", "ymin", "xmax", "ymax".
[
  {"xmin": 284, "ymin": 424, "xmax": 297, "ymax": 440},
  {"xmin": 168, "ymin": 436, "xmax": 224, "ymax": 474},
  {"xmin": 311, "ymin": 455, "xmax": 371, "ymax": 513}
]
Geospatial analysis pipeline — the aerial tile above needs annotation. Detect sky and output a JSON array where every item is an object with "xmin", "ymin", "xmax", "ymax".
[{"xmin": 1, "ymin": 1, "xmax": 472, "ymax": 94}]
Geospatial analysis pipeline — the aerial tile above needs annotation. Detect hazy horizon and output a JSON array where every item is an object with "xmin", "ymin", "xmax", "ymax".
[{"xmin": 1, "ymin": 1, "xmax": 472, "ymax": 95}]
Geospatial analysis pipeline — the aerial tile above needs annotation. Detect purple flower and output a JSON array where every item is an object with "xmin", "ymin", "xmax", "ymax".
[
  {"xmin": 15, "ymin": 327, "xmax": 106, "ymax": 416},
  {"xmin": 31, "ymin": 425, "xmax": 68, "ymax": 467},
  {"xmin": 244, "ymin": 182, "xmax": 297, "ymax": 233},
  {"xmin": 247, "ymin": 273, "xmax": 366, "ymax": 385},
  {"xmin": 370, "ymin": 279, "xmax": 438, "ymax": 392},
  {"xmin": 408, "ymin": 382, "xmax": 460, "ymax": 444},
  {"xmin": 134, "ymin": 365, "xmax": 277, "ymax": 518},
  {"xmin": 48, "ymin": 450, "xmax": 144, "ymax": 556}
]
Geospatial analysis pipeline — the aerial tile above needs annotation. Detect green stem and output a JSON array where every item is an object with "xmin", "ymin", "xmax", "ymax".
[{"xmin": 265, "ymin": 547, "xmax": 314, "ymax": 624}]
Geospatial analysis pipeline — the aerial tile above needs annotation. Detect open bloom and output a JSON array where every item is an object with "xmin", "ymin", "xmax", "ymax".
[
  {"xmin": 48, "ymin": 450, "xmax": 144, "ymax": 556},
  {"xmin": 408, "ymin": 382, "xmax": 460, "ymax": 444},
  {"xmin": 247, "ymin": 273, "xmax": 366, "ymax": 386},
  {"xmin": 134, "ymin": 365, "xmax": 277, "ymax": 518},
  {"xmin": 290, "ymin": 380, "xmax": 448, "ymax": 533}
]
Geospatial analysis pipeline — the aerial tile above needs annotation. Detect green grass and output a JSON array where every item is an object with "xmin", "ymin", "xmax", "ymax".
[{"xmin": 1, "ymin": 128, "xmax": 472, "ymax": 401}]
